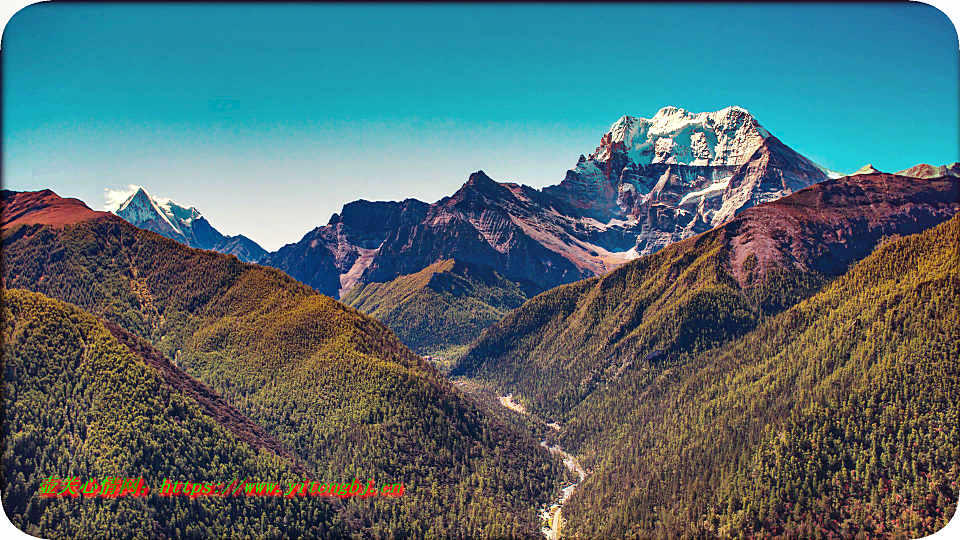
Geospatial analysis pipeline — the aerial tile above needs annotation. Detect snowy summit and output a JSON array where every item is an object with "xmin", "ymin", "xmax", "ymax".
[
  {"xmin": 103, "ymin": 185, "xmax": 267, "ymax": 263},
  {"xmin": 593, "ymin": 106, "xmax": 770, "ymax": 167}
]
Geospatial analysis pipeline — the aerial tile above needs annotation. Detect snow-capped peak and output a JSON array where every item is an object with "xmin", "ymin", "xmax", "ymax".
[
  {"xmin": 104, "ymin": 185, "xmax": 205, "ymax": 240},
  {"xmin": 593, "ymin": 106, "xmax": 770, "ymax": 167}
]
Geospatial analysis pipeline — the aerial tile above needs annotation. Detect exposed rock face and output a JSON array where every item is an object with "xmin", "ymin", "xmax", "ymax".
[
  {"xmin": 362, "ymin": 173, "xmax": 604, "ymax": 291},
  {"xmin": 260, "ymin": 199, "xmax": 430, "ymax": 298},
  {"xmin": 263, "ymin": 107, "xmax": 834, "ymax": 298},
  {"xmin": 896, "ymin": 162, "xmax": 960, "ymax": 179},
  {"xmin": 212, "ymin": 235, "xmax": 269, "ymax": 265},
  {"xmin": 724, "ymin": 172, "xmax": 960, "ymax": 284},
  {"xmin": 545, "ymin": 106, "xmax": 831, "ymax": 254}
]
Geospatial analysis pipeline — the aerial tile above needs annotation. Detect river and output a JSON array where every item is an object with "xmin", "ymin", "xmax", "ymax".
[
  {"xmin": 496, "ymin": 394, "xmax": 587, "ymax": 540},
  {"xmin": 538, "ymin": 442, "xmax": 586, "ymax": 540}
]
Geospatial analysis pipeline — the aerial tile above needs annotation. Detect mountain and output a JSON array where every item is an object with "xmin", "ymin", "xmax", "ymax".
[
  {"xmin": 2, "ymin": 189, "xmax": 565, "ymax": 538},
  {"xmin": 1, "ymin": 188, "xmax": 109, "ymax": 227},
  {"xmin": 453, "ymin": 172, "xmax": 960, "ymax": 417},
  {"xmin": 2, "ymin": 288, "xmax": 348, "ymax": 539},
  {"xmin": 107, "ymin": 186, "xmax": 267, "ymax": 262},
  {"xmin": 897, "ymin": 162, "xmax": 960, "ymax": 179},
  {"xmin": 453, "ymin": 173, "xmax": 959, "ymax": 537},
  {"xmin": 265, "ymin": 107, "xmax": 832, "ymax": 301},
  {"xmin": 341, "ymin": 259, "xmax": 533, "ymax": 362},
  {"xmin": 261, "ymin": 198, "xmax": 431, "ymax": 298},
  {"xmin": 562, "ymin": 213, "xmax": 960, "ymax": 538},
  {"xmin": 851, "ymin": 163, "xmax": 882, "ymax": 175},
  {"xmin": 543, "ymin": 106, "xmax": 836, "ymax": 253}
]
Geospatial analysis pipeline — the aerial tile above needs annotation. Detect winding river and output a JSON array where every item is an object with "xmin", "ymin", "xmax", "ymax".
[
  {"xmin": 497, "ymin": 394, "xmax": 588, "ymax": 540},
  {"xmin": 538, "ymin": 442, "xmax": 587, "ymax": 540}
]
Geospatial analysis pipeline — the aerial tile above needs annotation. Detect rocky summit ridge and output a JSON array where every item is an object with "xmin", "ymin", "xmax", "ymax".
[{"xmin": 264, "ymin": 106, "xmax": 835, "ymax": 298}]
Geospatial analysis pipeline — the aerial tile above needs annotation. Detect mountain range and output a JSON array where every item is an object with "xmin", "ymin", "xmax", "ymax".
[
  {"xmin": 1, "ymin": 190, "xmax": 563, "ymax": 538},
  {"xmin": 453, "ymin": 171, "xmax": 960, "ymax": 415},
  {"xmin": 261, "ymin": 107, "xmax": 834, "ymax": 301},
  {"xmin": 98, "ymin": 108, "xmax": 960, "ymax": 360},
  {"xmin": 453, "ymin": 170, "xmax": 960, "ymax": 538},
  {"xmin": 3, "ymin": 102, "xmax": 959, "ymax": 538}
]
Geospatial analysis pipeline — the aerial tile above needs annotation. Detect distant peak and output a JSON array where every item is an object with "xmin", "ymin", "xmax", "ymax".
[
  {"xmin": 451, "ymin": 171, "xmax": 509, "ymax": 204},
  {"xmin": 852, "ymin": 164, "xmax": 882, "ymax": 176},
  {"xmin": 595, "ymin": 105, "xmax": 769, "ymax": 167},
  {"xmin": 895, "ymin": 162, "xmax": 960, "ymax": 179},
  {"xmin": 467, "ymin": 170, "xmax": 495, "ymax": 184},
  {"xmin": 652, "ymin": 105, "xmax": 685, "ymax": 119},
  {"xmin": 649, "ymin": 104, "xmax": 753, "ymax": 122},
  {"xmin": 718, "ymin": 105, "xmax": 752, "ymax": 116},
  {"xmin": 611, "ymin": 114, "xmax": 640, "ymax": 128}
]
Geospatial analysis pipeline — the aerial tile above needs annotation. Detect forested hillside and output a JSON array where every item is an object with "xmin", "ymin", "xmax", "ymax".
[
  {"xmin": 1, "ymin": 190, "xmax": 564, "ymax": 538},
  {"xmin": 454, "ymin": 173, "xmax": 959, "ymax": 419},
  {"xmin": 1, "ymin": 288, "xmax": 348, "ymax": 539},
  {"xmin": 342, "ymin": 259, "xmax": 532, "ymax": 361},
  {"xmin": 453, "ymin": 174, "xmax": 959, "ymax": 537},
  {"xmin": 560, "ymin": 213, "xmax": 960, "ymax": 539}
]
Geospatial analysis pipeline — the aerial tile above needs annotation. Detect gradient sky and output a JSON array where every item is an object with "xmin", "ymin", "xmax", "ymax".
[{"xmin": 3, "ymin": 3, "xmax": 958, "ymax": 251}]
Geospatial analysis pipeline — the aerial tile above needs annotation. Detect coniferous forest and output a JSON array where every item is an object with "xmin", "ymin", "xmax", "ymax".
[
  {"xmin": 6, "ymin": 4, "xmax": 960, "ymax": 538},
  {"xmin": 1, "ymin": 202, "xmax": 564, "ymax": 539},
  {"xmin": 3, "ymin": 168, "xmax": 958, "ymax": 539}
]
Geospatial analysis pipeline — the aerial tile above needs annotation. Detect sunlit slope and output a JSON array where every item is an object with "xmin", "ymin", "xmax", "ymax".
[
  {"xmin": 2, "ymin": 288, "xmax": 348, "ymax": 539},
  {"xmin": 342, "ymin": 259, "xmax": 530, "ymax": 360},
  {"xmin": 561, "ymin": 213, "xmax": 960, "ymax": 539},
  {"xmin": 2, "ymin": 190, "xmax": 563, "ymax": 538}
]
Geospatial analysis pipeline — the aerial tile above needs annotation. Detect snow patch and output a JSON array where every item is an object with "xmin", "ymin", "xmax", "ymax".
[{"xmin": 678, "ymin": 177, "xmax": 731, "ymax": 207}]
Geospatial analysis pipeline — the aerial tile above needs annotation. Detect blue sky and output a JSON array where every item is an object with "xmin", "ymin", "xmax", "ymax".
[{"xmin": 3, "ymin": 3, "xmax": 958, "ymax": 251}]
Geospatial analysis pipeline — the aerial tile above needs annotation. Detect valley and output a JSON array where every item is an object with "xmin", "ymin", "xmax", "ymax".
[
  {"xmin": 5, "ymin": 4, "xmax": 958, "ymax": 538},
  {"xmin": 487, "ymin": 389, "xmax": 588, "ymax": 540},
  {"xmin": 538, "ymin": 443, "xmax": 588, "ymax": 540},
  {"xmin": 5, "ymin": 165, "xmax": 959, "ymax": 538}
]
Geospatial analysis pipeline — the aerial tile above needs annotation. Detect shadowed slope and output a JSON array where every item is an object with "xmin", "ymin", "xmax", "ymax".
[
  {"xmin": 2, "ymin": 189, "xmax": 564, "ymax": 539},
  {"xmin": 2, "ymin": 288, "xmax": 348, "ymax": 539}
]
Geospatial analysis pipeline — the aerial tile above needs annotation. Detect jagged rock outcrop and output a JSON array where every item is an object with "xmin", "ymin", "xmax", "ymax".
[{"xmin": 263, "ymin": 106, "xmax": 835, "ymax": 298}]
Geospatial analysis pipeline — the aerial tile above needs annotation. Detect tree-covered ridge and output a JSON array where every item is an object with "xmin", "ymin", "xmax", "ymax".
[
  {"xmin": 342, "ymin": 259, "xmax": 531, "ymax": 360},
  {"xmin": 2, "ymin": 288, "xmax": 348, "ymax": 539},
  {"xmin": 101, "ymin": 317, "xmax": 298, "ymax": 464},
  {"xmin": 453, "ymin": 173, "xmax": 959, "ymax": 420},
  {"xmin": 559, "ymin": 213, "xmax": 960, "ymax": 539},
  {"xmin": 2, "ymin": 197, "xmax": 565, "ymax": 539}
]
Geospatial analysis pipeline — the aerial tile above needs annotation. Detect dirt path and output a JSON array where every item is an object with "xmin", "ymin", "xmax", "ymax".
[{"xmin": 499, "ymin": 393, "xmax": 527, "ymax": 414}]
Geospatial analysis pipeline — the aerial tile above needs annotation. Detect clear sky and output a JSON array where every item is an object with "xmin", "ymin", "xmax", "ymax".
[{"xmin": 3, "ymin": 3, "xmax": 958, "ymax": 251}]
